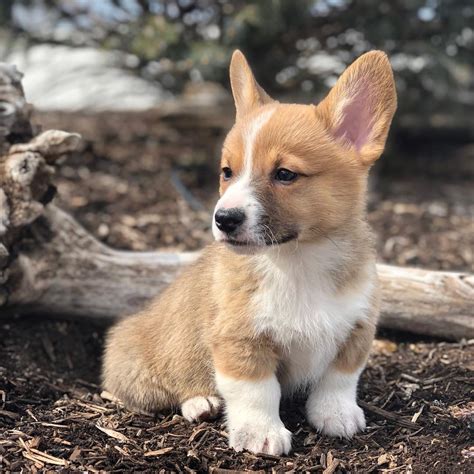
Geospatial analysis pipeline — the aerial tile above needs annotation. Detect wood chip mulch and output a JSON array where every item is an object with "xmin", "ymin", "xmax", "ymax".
[{"xmin": 1, "ymin": 319, "xmax": 473, "ymax": 472}]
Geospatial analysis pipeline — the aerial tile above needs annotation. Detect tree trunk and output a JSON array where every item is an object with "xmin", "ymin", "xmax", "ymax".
[{"xmin": 1, "ymin": 63, "xmax": 473, "ymax": 341}]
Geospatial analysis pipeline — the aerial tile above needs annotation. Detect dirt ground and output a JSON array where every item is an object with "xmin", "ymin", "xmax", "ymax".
[{"xmin": 1, "ymin": 110, "xmax": 473, "ymax": 473}]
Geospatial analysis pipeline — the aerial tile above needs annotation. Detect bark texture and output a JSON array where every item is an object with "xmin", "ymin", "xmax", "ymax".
[{"xmin": 0, "ymin": 63, "xmax": 473, "ymax": 341}]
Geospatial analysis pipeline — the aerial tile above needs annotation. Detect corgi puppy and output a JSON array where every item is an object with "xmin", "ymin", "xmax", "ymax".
[{"xmin": 103, "ymin": 50, "xmax": 397, "ymax": 455}]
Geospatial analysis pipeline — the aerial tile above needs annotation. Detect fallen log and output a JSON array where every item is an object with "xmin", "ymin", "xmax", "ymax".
[{"xmin": 0, "ymin": 63, "xmax": 473, "ymax": 341}]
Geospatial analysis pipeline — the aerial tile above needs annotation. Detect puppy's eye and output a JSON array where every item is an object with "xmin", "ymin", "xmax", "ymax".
[
  {"xmin": 222, "ymin": 167, "xmax": 233, "ymax": 181},
  {"xmin": 275, "ymin": 168, "xmax": 297, "ymax": 183}
]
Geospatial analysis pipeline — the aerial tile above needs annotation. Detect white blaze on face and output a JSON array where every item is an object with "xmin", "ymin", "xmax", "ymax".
[{"xmin": 213, "ymin": 107, "xmax": 275, "ymax": 243}]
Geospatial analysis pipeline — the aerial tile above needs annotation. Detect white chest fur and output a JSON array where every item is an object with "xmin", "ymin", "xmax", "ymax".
[{"xmin": 250, "ymin": 241, "xmax": 375, "ymax": 390}]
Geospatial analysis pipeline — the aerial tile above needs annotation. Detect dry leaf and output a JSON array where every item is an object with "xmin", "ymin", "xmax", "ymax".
[
  {"xmin": 189, "ymin": 426, "xmax": 208, "ymax": 443},
  {"xmin": 373, "ymin": 339, "xmax": 398, "ymax": 355},
  {"xmin": 100, "ymin": 390, "xmax": 121, "ymax": 403},
  {"xmin": 449, "ymin": 402, "xmax": 474, "ymax": 420},
  {"xmin": 461, "ymin": 447, "xmax": 474, "ymax": 459},
  {"xmin": 0, "ymin": 409, "xmax": 20, "ymax": 420},
  {"xmin": 69, "ymin": 446, "xmax": 81, "ymax": 461},
  {"xmin": 411, "ymin": 405, "xmax": 424, "ymax": 423},
  {"xmin": 95, "ymin": 425, "xmax": 129, "ymax": 442},
  {"xmin": 144, "ymin": 447, "xmax": 174, "ymax": 457},
  {"xmin": 23, "ymin": 448, "xmax": 68, "ymax": 467}
]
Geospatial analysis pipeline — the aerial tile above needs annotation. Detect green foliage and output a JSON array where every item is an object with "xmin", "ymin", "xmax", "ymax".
[{"xmin": 1, "ymin": 0, "xmax": 473, "ymax": 130}]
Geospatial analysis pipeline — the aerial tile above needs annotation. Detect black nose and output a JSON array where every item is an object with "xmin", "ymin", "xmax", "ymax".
[{"xmin": 215, "ymin": 208, "xmax": 246, "ymax": 234}]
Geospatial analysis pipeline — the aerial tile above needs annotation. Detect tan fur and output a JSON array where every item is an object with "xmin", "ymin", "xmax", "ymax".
[
  {"xmin": 103, "ymin": 246, "xmax": 218, "ymax": 412},
  {"xmin": 220, "ymin": 103, "xmax": 370, "ymax": 245},
  {"xmin": 333, "ymin": 283, "xmax": 381, "ymax": 373},
  {"xmin": 211, "ymin": 252, "xmax": 280, "ymax": 380},
  {"xmin": 229, "ymin": 50, "xmax": 275, "ymax": 119},
  {"xmin": 317, "ymin": 51, "xmax": 397, "ymax": 164},
  {"xmin": 103, "ymin": 49, "xmax": 396, "ymax": 416},
  {"xmin": 103, "ymin": 244, "xmax": 279, "ymax": 411}
]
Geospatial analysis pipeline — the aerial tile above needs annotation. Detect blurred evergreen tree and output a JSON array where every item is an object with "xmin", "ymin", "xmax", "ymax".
[{"xmin": 1, "ymin": 0, "xmax": 473, "ymax": 133}]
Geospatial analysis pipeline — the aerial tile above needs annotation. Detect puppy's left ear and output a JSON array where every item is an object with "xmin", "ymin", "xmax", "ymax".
[{"xmin": 317, "ymin": 51, "xmax": 397, "ymax": 165}]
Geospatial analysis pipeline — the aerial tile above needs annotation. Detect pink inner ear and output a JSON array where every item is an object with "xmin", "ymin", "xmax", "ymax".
[{"xmin": 333, "ymin": 82, "xmax": 374, "ymax": 151}]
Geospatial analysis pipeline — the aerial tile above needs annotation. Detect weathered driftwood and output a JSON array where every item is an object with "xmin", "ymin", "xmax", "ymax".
[
  {"xmin": 8, "ymin": 205, "xmax": 198, "ymax": 318},
  {"xmin": 6, "ymin": 206, "xmax": 474, "ymax": 341},
  {"xmin": 0, "ymin": 63, "xmax": 473, "ymax": 341}
]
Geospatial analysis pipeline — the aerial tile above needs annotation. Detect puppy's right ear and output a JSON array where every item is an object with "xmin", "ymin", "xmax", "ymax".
[{"xmin": 229, "ymin": 50, "xmax": 274, "ymax": 120}]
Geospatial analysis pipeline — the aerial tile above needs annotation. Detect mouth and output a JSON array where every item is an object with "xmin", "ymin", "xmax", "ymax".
[{"xmin": 223, "ymin": 232, "xmax": 298, "ymax": 248}]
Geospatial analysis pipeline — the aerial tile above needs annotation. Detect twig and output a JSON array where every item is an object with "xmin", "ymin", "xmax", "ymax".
[
  {"xmin": 359, "ymin": 400, "xmax": 420, "ymax": 430},
  {"xmin": 323, "ymin": 458, "xmax": 340, "ymax": 474},
  {"xmin": 400, "ymin": 373, "xmax": 421, "ymax": 383}
]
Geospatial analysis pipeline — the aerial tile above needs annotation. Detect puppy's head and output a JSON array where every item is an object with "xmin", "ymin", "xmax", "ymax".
[{"xmin": 213, "ymin": 50, "xmax": 397, "ymax": 251}]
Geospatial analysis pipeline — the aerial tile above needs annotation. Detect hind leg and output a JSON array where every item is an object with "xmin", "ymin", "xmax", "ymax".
[
  {"xmin": 181, "ymin": 396, "xmax": 222, "ymax": 422},
  {"xmin": 103, "ymin": 319, "xmax": 218, "ymax": 416},
  {"xmin": 102, "ymin": 322, "xmax": 177, "ymax": 414},
  {"xmin": 102, "ymin": 353, "xmax": 175, "ymax": 414}
]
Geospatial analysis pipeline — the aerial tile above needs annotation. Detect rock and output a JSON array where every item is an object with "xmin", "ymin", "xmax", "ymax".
[{"xmin": 3, "ymin": 44, "xmax": 172, "ymax": 111}]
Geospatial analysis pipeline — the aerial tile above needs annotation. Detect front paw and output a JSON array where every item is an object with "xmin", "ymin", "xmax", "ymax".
[
  {"xmin": 306, "ymin": 397, "xmax": 366, "ymax": 438},
  {"xmin": 228, "ymin": 419, "xmax": 292, "ymax": 455}
]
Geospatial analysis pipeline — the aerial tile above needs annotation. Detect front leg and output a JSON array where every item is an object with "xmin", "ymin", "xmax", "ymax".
[
  {"xmin": 306, "ymin": 368, "xmax": 365, "ymax": 438},
  {"xmin": 306, "ymin": 319, "xmax": 375, "ymax": 438},
  {"xmin": 213, "ymin": 338, "xmax": 291, "ymax": 455},
  {"xmin": 216, "ymin": 372, "xmax": 291, "ymax": 454}
]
